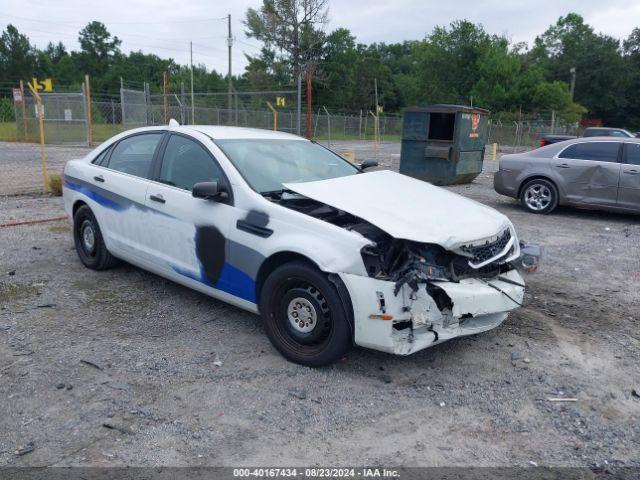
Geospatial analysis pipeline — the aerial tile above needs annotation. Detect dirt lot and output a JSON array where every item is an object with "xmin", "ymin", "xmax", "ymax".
[{"xmin": 0, "ymin": 141, "xmax": 639, "ymax": 469}]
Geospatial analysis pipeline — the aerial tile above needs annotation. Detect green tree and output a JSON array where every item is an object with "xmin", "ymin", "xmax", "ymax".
[
  {"xmin": 75, "ymin": 21, "xmax": 121, "ymax": 81},
  {"xmin": 534, "ymin": 13, "xmax": 626, "ymax": 124},
  {"xmin": 0, "ymin": 24, "xmax": 37, "ymax": 84}
]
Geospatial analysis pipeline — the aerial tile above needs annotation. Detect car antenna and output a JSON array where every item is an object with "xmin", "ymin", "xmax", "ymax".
[{"xmin": 169, "ymin": 118, "xmax": 180, "ymax": 127}]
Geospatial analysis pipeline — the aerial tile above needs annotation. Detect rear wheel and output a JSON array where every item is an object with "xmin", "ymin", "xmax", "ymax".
[
  {"xmin": 520, "ymin": 178, "xmax": 558, "ymax": 214},
  {"xmin": 73, "ymin": 205, "xmax": 120, "ymax": 270},
  {"xmin": 259, "ymin": 261, "xmax": 352, "ymax": 367}
]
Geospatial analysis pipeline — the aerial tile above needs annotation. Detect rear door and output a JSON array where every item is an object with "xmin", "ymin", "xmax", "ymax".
[
  {"xmin": 617, "ymin": 142, "xmax": 640, "ymax": 211},
  {"xmin": 85, "ymin": 131, "xmax": 164, "ymax": 260},
  {"xmin": 555, "ymin": 141, "xmax": 622, "ymax": 207}
]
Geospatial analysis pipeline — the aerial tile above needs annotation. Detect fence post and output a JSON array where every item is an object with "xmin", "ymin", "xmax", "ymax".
[
  {"xmin": 120, "ymin": 77, "xmax": 125, "ymax": 127},
  {"xmin": 84, "ymin": 75, "xmax": 93, "ymax": 146},
  {"xmin": 322, "ymin": 106, "xmax": 331, "ymax": 148},
  {"xmin": 27, "ymin": 82, "xmax": 48, "ymax": 192},
  {"xmin": 266, "ymin": 101, "xmax": 277, "ymax": 131},
  {"xmin": 19, "ymin": 80, "xmax": 27, "ymax": 141},
  {"xmin": 163, "ymin": 71, "xmax": 169, "ymax": 125}
]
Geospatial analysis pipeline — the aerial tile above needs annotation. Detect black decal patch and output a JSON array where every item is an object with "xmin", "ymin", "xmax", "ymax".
[
  {"xmin": 237, "ymin": 210, "xmax": 273, "ymax": 238},
  {"xmin": 195, "ymin": 226, "xmax": 226, "ymax": 285}
]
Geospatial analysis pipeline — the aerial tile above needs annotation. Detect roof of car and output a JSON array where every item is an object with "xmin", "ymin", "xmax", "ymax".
[
  {"xmin": 569, "ymin": 136, "xmax": 640, "ymax": 143},
  {"xmin": 175, "ymin": 125, "xmax": 305, "ymax": 140}
]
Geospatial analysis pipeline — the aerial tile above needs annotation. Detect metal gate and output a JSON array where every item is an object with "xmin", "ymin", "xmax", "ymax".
[
  {"xmin": 120, "ymin": 84, "xmax": 149, "ymax": 129},
  {"xmin": 16, "ymin": 91, "xmax": 88, "ymax": 146}
]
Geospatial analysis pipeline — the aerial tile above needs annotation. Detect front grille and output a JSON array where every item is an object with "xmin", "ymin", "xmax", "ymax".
[{"xmin": 460, "ymin": 229, "xmax": 512, "ymax": 265}]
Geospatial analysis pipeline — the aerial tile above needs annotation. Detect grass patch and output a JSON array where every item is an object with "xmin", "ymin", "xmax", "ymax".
[
  {"xmin": 0, "ymin": 122, "xmax": 19, "ymax": 142},
  {"xmin": 48, "ymin": 224, "xmax": 70, "ymax": 233},
  {"xmin": 0, "ymin": 282, "xmax": 39, "ymax": 303},
  {"xmin": 48, "ymin": 173, "xmax": 63, "ymax": 196}
]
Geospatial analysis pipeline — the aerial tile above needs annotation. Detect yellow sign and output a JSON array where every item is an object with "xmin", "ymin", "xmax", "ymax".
[
  {"xmin": 377, "ymin": 105, "xmax": 383, "ymax": 114},
  {"xmin": 32, "ymin": 78, "xmax": 53, "ymax": 92},
  {"xmin": 276, "ymin": 96, "xmax": 286, "ymax": 107}
]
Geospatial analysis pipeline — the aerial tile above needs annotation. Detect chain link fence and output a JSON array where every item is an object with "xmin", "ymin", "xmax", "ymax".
[{"xmin": 0, "ymin": 79, "xmax": 585, "ymax": 196}]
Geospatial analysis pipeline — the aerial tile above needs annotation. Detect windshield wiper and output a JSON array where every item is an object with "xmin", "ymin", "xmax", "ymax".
[{"xmin": 260, "ymin": 188, "xmax": 296, "ymax": 199}]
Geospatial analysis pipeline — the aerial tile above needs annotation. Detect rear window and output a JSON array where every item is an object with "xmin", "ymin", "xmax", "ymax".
[
  {"xmin": 106, "ymin": 133, "xmax": 163, "ymax": 178},
  {"xmin": 626, "ymin": 143, "xmax": 640, "ymax": 166},
  {"xmin": 559, "ymin": 142, "xmax": 621, "ymax": 163}
]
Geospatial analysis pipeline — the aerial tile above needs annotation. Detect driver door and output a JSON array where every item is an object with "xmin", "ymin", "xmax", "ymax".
[{"xmin": 143, "ymin": 132, "xmax": 237, "ymax": 291}]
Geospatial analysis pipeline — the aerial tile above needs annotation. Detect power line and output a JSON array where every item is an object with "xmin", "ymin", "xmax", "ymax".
[{"xmin": 0, "ymin": 12, "xmax": 228, "ymax": 26}]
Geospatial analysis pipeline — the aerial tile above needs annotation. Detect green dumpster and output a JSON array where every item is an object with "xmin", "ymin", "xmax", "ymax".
[{"xmin": 399, "ymin": 104, "xmax": 490, "ymax": 185}]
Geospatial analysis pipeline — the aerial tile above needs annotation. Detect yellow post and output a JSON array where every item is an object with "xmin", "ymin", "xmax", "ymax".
[
  {"xmin": 85, "ymin": 75, "xmax": 93, "ymax": 146},
  {"xmin": 368, "ymin": 111, "xmax": 379, "ymax": 160},
  {"xmin": 266, "ymin": 101, "xmax": 278, "ymax": 131},
  {"xmin": 19, "ymin": 80, "xmax": 27, "ymax": 141},
  {"xmin": 492, "ymin": 142, "xmax": 498, "ymax": 161},
  {"xmin": 27, "ymin": 82, "xmax": 49, "ymax": 192}
]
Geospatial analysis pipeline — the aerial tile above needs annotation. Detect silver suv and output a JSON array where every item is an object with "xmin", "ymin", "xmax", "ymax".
[{"xmin": 494, "ymin": 137, "xmax": 640, "ymax": 214}]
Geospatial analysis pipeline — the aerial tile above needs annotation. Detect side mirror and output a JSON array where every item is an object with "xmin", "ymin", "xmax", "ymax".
[
  {"xmin": 192, "ymin": 181, "xmax": 229, "ymax": 201},
  {"xmin": 359, "ymin": 159, "xmax": 379, "ymax": 170}
]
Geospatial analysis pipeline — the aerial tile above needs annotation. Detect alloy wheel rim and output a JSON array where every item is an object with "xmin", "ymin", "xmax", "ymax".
[{"xmin": 524, "ymin": 184, "xmax": 551, "ymax": 211}]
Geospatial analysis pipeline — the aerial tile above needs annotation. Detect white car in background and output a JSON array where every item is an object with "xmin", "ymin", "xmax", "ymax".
[{"xmin": 63, "ymin": 124, "xmax": 527, "ymax": 366}]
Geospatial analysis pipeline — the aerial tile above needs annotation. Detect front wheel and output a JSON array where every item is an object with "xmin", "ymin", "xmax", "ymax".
[
  {"xmin": 520, "ymin": 178, "xmax": 558, "ymax": 214},
  {"xmin": 259, "ymin": 261, "xmax": 352, "ymax": 367}
]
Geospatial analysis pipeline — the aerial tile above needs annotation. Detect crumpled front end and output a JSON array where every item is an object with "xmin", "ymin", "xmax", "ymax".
[
  {"xmin": 340, "ymin": 268, "xmax": 525, "ymax": 355},
  {"xmin": 338, "ymin": 222, "xmax": 532, "ymax": 355}
]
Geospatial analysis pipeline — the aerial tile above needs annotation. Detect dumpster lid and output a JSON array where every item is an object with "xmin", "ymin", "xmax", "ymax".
[{"xmin": 405, "ymin": 104, "xmax": 490, "ymax": 115}]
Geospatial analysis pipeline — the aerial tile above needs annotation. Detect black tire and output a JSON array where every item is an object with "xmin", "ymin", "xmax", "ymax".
[
  {"xmin": 520, "ymin": 178, "xmax": 558, "ymax": 214},
  {"xmin": 73, "ymin": 205, "xmax": 120, "ymax": 270},
  {"xmin": 259, "ymin": 261, "xmax": 352, "ymax": 367}
]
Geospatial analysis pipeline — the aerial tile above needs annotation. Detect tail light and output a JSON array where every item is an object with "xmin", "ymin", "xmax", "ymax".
[{"xmin": 540, "ymin": 139, "xmax": 548, "ymax": 147}]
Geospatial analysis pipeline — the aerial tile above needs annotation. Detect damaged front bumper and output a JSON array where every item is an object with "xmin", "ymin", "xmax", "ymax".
[{"xmin": 339, "ymin": 268, "xmax": 525, "ymax": 355}]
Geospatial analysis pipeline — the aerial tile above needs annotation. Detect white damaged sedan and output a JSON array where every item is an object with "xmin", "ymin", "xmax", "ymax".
[{"xmin": 63, "ymin": 124, "xmax": 528, "ymax": 366}]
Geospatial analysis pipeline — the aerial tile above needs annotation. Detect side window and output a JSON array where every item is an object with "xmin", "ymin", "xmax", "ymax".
[
  {"xmin": 159, "ymin": 135, "xmax": 223, "ymax": 191},
  {"xmin": 610, "ymin": 131, "xmax": 627, "ymax": 137},
  {"xmin": 106, "ymin": 133, "xmax": 162, "ymax": 178},
  {"xmin": 559, "ymin": 142, "xmax": 621, "ymax": 163},
  {"xmin": 92, "ymin": 146, "xmax": 112, "ymax": 166},
  {"xmin": 626, "ymin": 143, "xmax": 640, "ymax": 166}
]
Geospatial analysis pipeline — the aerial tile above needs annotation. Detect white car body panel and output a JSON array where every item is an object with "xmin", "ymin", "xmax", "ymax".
[
  {"xmin": 63, "ymin": 125, "xmax": 526, "ymax": 357},
  {"xmin": 285, "ymin": 170, "xmax": 511, "ymax": 248}
]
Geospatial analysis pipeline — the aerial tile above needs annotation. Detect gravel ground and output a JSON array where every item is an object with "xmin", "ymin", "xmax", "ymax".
[{"xmin": 0, "ymin": 141, "xmax": 639, "ymax": 470}]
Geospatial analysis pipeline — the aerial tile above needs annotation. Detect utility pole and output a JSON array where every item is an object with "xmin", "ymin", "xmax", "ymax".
[
  {"xmin": 306, "ymin": 64, "xmax": 312, "ymax": 139},
  {"xmin": 227, "ymin": 14, "xmax": 233, "ymax": 115},
  {"xmin": 190, "ymin": 41, "xmax": 195, "ymax": 124},
  {"xmin": 569, "ymin": 67, "xmax": 577, "ymax": 101}
]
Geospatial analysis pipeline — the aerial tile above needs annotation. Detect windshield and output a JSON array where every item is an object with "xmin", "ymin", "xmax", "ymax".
[{"xmin": 216, "ymin": 139, "xmax": 359, "ymax": 194}]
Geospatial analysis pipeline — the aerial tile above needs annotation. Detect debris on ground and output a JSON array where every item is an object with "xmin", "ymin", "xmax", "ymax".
[
  {"xmin": 546, "ymin": 397, "xmax": 578, "ymax": 402},
  {"xmin": 632, "ymin": 389, "xmax": 640, "ymax": 399},
  {"xmin": 14, "ymin": 442, "xmax": 35, "ymax": 456},
  {"xmin": 102, "ymin": 423, "xmax": 133, "ymax": 435},
  {"xmin": 80, "ymin": 359, "xmax": 103, "ymax": 370},
  {"xmin": 55, "ymin": 382, "xmax": 65, "ymax": 389},
  {"xmin": 288, "ymin": 389, "xmax": 308, "ymax": 400},
  {"xmin": 103, "ymin": 381, "xmax": 130, "ymax": 391}
]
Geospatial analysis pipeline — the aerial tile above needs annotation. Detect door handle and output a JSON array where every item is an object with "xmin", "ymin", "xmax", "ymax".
[
  {"xmin": 93, "ymin": 175, "xmax": 105, "ymax": 182},
  {"xmin": 149, "ymin": 194, "xmax": 166, "ymax": 204},
  {"xmin": 623, "ymin": 169, "xmax": 638, "ymax": 175},
  {"xmin": 555, "ymin": 163, "xmax": 570, "ymax": 169}
]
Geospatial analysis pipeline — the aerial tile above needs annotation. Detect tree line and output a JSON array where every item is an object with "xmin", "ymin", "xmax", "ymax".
[{"xmin": 1, "ymin": 7, "xmax": 639, "ymax": 128}]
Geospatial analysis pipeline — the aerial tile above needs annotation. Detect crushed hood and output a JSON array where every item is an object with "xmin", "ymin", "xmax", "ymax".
[{"xmin": 284, "ymin": 170, "xmax": 510, "ymax": 248}]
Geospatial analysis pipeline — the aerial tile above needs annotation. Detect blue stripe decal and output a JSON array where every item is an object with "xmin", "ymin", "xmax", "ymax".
[
  {"xmin": 215, "ymin": 263, "xmax": 257, "ymax": 303},
  {"xmin": 170, "ymin": 262, "xmax": 257, "ymax": 304},
  {"xmin": 64, "ymin": 178, "xmax": 127, "ymax": 212}
]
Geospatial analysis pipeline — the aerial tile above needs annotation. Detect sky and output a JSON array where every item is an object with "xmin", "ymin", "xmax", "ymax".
[{"xmin": 1, "ymin": 0, "xmax": 638, "ymax": 75}]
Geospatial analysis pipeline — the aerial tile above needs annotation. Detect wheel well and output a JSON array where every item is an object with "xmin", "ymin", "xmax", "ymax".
[
  {"xmin": 72, "ymin": 200, "xmax": 88, "ymax": 218},
  {"xmin": 254, "ymin": 251, "xmax": 355, "ymax": 341},
  {"xmin": 518, "ymin": 176, "xmax": 558, "ymax": 199},
  {"xmin": 255, "ymin": 252, "xmax": 319, "ymax": 302}
]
